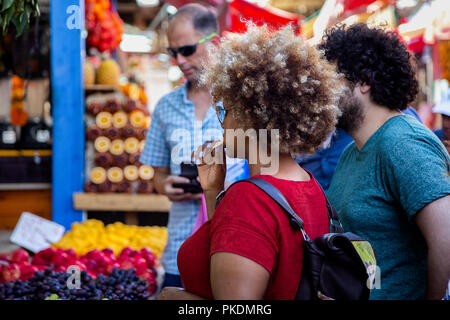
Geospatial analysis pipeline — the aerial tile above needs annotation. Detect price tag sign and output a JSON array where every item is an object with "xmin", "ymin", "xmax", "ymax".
[
  {"xmin": 36, "ymin": 129, "xmax": 50, "ymax": 143},
  {"xmin": 2, "ymin": 130, "xmax": 16, "ymax": 144},
  {"xmin": 10, "ymin": 212, "xmax": 65, "ymax": 253}
]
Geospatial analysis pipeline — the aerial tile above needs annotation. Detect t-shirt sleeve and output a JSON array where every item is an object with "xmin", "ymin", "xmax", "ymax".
[
  {"xmin": 210, "ymin": 182, "xmax": 279, "ymax": 274},
  {"xmin": 383, "ymin": 136, "xmax": 450, "ymax": 222},
  {"xmin": 139, "ymin": 100, "xmax": 170, "ymax": 167}
]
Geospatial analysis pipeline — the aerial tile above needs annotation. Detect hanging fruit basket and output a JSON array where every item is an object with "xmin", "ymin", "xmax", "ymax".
[{"xmin": 85, "ymin": 0, "xmax": 124, "ymax": 53}]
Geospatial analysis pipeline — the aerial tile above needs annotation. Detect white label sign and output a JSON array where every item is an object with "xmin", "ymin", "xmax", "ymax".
[
  {"xmin": 36, "ymin": 130, "xmax": 50, "ymax": 143},
  {"xmin": 10, "ymin": 212, "xmax": 65, "ymax": 253},
  {"xmin": 2, "ymin": 130, "xmax": 16, "ymax": 144}
]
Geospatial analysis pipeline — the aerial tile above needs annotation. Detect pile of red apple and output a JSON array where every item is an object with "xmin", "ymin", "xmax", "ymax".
[
  {"xmin": 0, "ymin": 249, "xmax": 44, "ymax": 283},
  {"xmin": 0, "ymin": 247, "xmax": 158, "ymax": 288}
]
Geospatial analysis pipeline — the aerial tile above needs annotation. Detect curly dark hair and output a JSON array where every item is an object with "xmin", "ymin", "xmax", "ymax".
[
  {"xmin": 318, "ymin": 23, "xmax": 418, "ymax": 110},
  {"xmin": 202, "ymin": 25, "xmax": 346, "ymax": 155}
]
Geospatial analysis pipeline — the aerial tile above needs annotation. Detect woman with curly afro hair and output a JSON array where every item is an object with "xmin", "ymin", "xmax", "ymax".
[
  {"xmin": 322, "ymin": 23, "xmax": 450, "ymax": 300},
  {"xmin": 157, "ymin": 25, "xmax": 347, "ymax": 300}
]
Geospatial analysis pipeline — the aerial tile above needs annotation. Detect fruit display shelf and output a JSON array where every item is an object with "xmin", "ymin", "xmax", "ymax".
[
  {"xmin": 84, "ymin": 84, "xmax": 120, "ymax": 93},
  {"xmin": 73, "ymin": 193, "xmax": 172, "ymax": 212},
  {"xmin": 73, "ymin": 193, "xmax": 171, "ymax": 225}
]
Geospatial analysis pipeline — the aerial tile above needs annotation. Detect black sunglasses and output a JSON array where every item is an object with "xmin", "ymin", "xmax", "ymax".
[{"xmin": 167, "ymin": 32, "xmax": 217, "ymax": 59}]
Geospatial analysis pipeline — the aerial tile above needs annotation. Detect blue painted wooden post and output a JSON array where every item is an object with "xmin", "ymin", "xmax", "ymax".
[{"xmin": 50, "ymin": 0, "xmax": 85, "ymax": 230}]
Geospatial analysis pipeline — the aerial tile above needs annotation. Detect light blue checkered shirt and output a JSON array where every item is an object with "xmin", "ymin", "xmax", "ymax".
[{"xmin": 140, "ymin": 83, "xmax": 227, "ymax": 275}]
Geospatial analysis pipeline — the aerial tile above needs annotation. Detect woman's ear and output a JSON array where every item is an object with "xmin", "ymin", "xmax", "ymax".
[{"xmin": 359, "ymin": 83, "xmax": 371, "ymax": 94}]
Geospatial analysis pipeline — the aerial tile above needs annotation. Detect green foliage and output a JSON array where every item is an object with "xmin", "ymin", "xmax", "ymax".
[{"xmin": 0, "ymin": 0, "xmax": 40, "ymax": 37}]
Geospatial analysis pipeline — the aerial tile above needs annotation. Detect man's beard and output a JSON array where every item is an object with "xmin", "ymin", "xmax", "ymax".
[
  {"xmin": 336, "ymin": 93, "xmax": 365, "ymax": 134},
  {"xmin": 186, "ymin": 67, "xmax": 202, "ymax": 87}
]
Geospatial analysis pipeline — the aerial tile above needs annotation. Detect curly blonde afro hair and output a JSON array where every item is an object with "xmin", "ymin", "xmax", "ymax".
[{"xmin": 202, "ymin": 24, "xmax": 347, "ymax": 155}]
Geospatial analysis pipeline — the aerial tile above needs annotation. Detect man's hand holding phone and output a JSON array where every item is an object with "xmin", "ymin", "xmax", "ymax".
[{"xmin": 163, "ymin": 175, "xmax": 202, "ymax": 202}]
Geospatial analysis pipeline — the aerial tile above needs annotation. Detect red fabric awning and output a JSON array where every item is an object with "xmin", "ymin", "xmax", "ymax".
[
  {"xmin": 163, "ymin": 0, "xmax": 301, "ymax": 34},
  {"xmin": 343, "ymin": 0, "xmax": 378, "ymax": 12},
  {"xmin": 228, "ymin": 0, "xmax": 300, "ymax": 33}
]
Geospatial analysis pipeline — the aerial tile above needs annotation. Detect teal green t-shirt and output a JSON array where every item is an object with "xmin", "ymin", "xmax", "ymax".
[{"xmin": 328, "ymin": 115, "xmax": 450, "ymax": 300}]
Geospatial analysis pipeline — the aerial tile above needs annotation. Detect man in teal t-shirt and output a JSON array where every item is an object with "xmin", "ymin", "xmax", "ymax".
[{"xmin": 320, "ymin": 23, "xmax": 450, "ymax": 300}]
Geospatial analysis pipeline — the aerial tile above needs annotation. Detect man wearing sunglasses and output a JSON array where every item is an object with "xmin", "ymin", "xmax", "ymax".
[{"xmin": 140, "ymin": 4, "xmax": 248, "ymax": 290}]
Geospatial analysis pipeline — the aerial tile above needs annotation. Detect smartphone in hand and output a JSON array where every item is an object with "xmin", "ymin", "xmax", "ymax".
[{"xmin": 173, "ymin": 162, "xmax": 203, "ymax": 194}]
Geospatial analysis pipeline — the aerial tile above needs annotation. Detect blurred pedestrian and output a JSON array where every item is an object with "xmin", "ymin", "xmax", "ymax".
[{"xmin": 432, "ymin": 83, "xmax": 450, "ymax": 154}]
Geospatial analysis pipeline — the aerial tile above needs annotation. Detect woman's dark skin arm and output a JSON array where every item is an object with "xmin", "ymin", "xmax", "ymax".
[
  {"xmin": 157, "ymin": 253, "xmax": 270, "ymax": 300},
  {"xmin": 210, "ymin": 252, "xmax": 270, "ymax": 299}
]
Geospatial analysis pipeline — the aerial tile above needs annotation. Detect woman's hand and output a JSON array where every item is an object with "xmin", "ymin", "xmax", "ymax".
[{"xmin": 192, "ymin": 140, "xmax": 226, "ymax": 193}]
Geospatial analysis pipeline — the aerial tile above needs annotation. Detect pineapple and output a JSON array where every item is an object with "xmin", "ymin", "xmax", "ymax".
[
  {"xmin": 112, "ymin": 111, "xmax": 128, "ymax": 129},
  {"xmin": 96, "ymin": 59, "xmax": 121, "ymax": 86},
  {"xmin": 107, "ymin": 167, "xmax": 124, "ymax": 183},
  {"xmin": 138, "ymin": 165, "xmax": 154, "ymax": 181},
  {"xmin": 124, "ymin": 165, "xmax": 139, "ymax": 181},
  {"xmin": 96, "ymin": 111, "xmax": 113, "ymax": 129},
  {"xmin": 124, "ymin": 137, "xmax": 139, "ymax": 154},
  {"xmin": 84, "ymin": 61, "xmax": 96, "ymax": 86},
  {"xmin": 94, "ymin": 136, "xmax": 111, "ymax": 153},
  {"xmin": 110, "ymin": 139, "xmax": 125, "ymax": 155},
  {"xmin": 91, "ymin": 167, "xmax": 107, "ymax": 185},
  {"xmin": 129, "ymin": 110, "xmax": 145, "ymax": 128}
]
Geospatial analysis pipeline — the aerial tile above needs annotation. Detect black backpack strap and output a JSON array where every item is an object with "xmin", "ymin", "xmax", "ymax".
[
  {"xmin": 215, "ymin": 176, "xmax": 344, "ymax": 237},
  {"xmin": 241, "ymin": 177, "xmax": 311, "ymax": 241},
  {"xmin": 245, "ymin": 178, "xmax": 305, "ymax": 229},
  {"xmin": 314, "ymin": 181, "xmax": 344, "ymax": 233}
]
